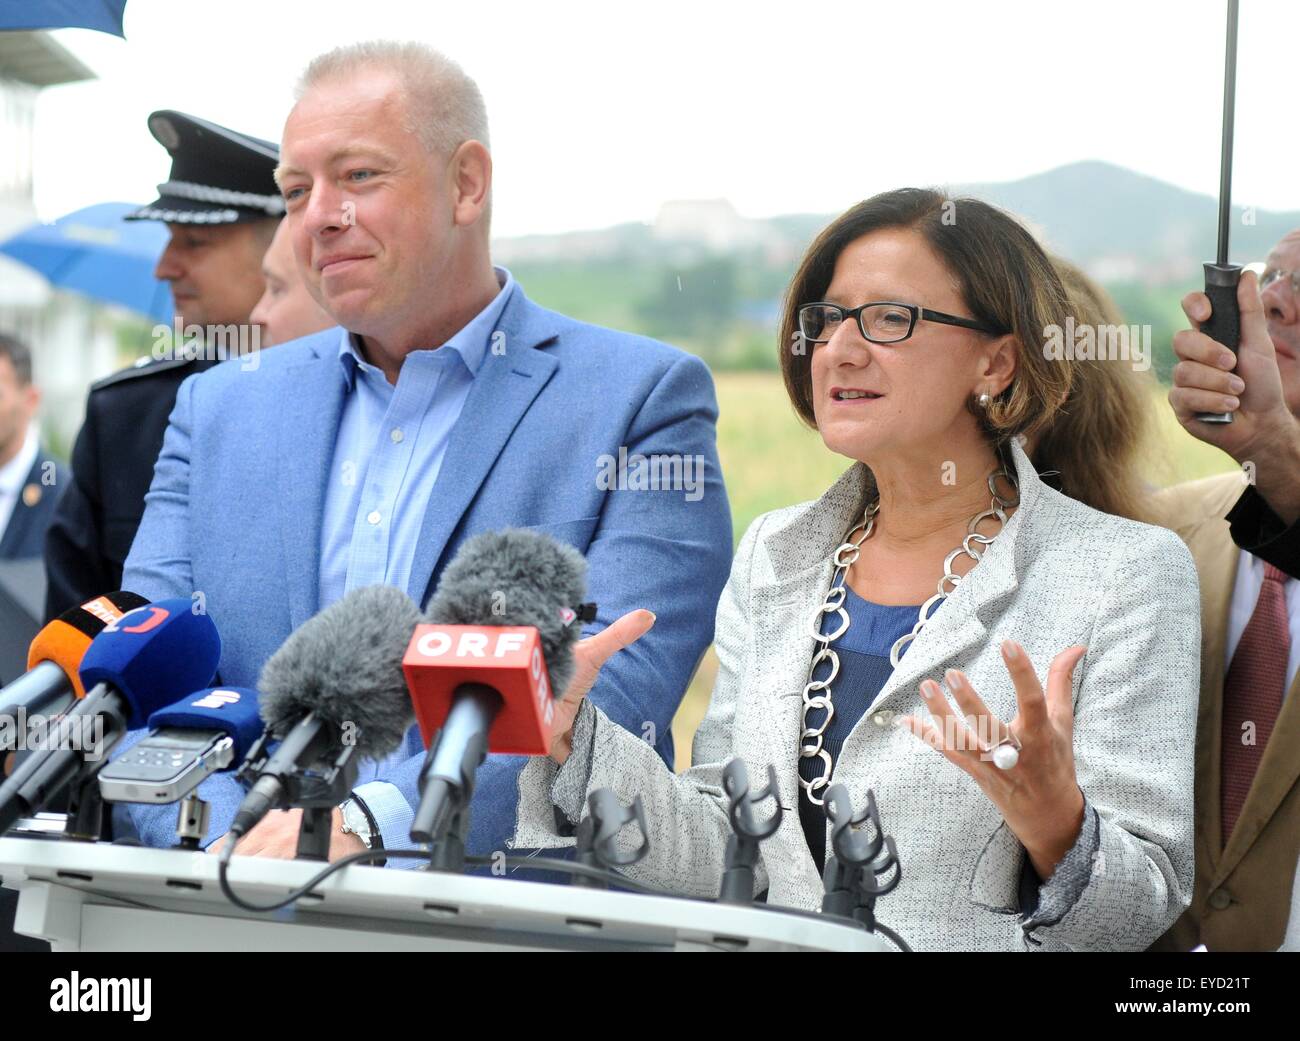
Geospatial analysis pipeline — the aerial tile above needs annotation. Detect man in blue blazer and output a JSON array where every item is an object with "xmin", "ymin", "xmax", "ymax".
[
  {"xmin": 118, "ymin": 42, "xmax": 732, "ymax": 862},
  {"xmin": 0, "ymin": 333, "xmax": 62, "ymax": 562}
]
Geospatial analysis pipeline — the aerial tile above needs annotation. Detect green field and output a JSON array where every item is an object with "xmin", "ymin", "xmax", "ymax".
[{"xmin": 668, "ymin": 371, "xmax": 1236, "ymax": 769}]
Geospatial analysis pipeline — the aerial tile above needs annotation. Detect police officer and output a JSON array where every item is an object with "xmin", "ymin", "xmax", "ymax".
[{"xmin": 43, "ymin": 111, "xmax": 283, "ymax": 621}]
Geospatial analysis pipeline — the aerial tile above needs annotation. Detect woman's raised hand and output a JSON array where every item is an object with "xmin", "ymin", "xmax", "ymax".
[
  {"xmin": 548, "ymin": 609, "xmax": 656, "ymax": 764},
  {"xmin": 898, "ymin": 640, "xmax": 1088, "ymax": 880}
]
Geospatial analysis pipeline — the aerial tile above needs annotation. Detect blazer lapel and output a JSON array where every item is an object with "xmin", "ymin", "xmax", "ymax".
[
  {"xmin": 1168, "ymin": 476, "xmax": 1244, "ymax": 873},
  {"xmin": 407, "ymin": 291, "xmax": 560, "ymax": 607},
  {"xmin": 277, "ymin": 346, "xmax": 347, "ymax": 629},
  {"xmin": 0, "ymin": 502, "xmax": 22, "ymax": 557},
  {"xmin": 752, "ymin": 558, "xmax": 839, "ymax": 811},
  {"xmin": 0, "ymin": 455, "xmax": 46, "ymax": 557},
  {"xmin": 748, "ymin": 458, "xmax": 872, "ymax": 810},
  {"xmin": 1194, "ymin": 519, "xmax": 1239, "ymax": 871}
]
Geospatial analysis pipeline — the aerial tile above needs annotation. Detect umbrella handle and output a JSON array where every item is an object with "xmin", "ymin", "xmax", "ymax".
[{"xmin": 1196, "ymin": 261, "xmax": 1242, "ymax": 424}]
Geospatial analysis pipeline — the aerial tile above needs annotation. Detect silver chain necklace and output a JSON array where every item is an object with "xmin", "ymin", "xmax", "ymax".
[{"xmin": 798, "ymin": 465, "xmax": 1020, "ymax": 806}]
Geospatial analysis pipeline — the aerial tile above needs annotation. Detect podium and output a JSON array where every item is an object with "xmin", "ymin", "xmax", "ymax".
[{"xmin": 0, "ymin": 837, "xmax": 892, "ymax": 952}]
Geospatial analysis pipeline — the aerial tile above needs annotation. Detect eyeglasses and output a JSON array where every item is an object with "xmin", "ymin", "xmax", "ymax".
[
  {"xmin": 1260, "ymin": 268, "xmax": 1300, "ymax": 296},
  {"xmin": 797, "ymin": 300, "xmax": 1004, "ymax": 345}
]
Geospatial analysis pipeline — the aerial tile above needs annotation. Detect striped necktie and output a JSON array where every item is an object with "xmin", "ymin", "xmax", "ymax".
[{"xmin": 1221, "ymin": 562, "xmax": 1291, "ymax": 845}]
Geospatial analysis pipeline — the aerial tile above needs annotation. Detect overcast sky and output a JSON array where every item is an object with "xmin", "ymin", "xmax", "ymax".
[{"xmin": 34, "ymin": 0, "xmax": 1300, "ymax": 238}]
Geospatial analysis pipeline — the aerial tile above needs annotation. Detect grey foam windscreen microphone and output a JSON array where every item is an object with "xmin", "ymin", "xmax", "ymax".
[
  {"xmin": 423, "ymin": 528, "xmax": 589, "ymax": 698},
  {"xmin": 258, "ymin": 584, "xmax": 421, "ymax": 761}
]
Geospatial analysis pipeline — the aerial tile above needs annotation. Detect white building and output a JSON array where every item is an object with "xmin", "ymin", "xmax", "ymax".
[
  {"xmin": 652, "ymin": 199, "xmax": 769, "ymax": 252},
  {"xmin": 0, "ymin": 32, "xmax": 122, "ymax": 455}
]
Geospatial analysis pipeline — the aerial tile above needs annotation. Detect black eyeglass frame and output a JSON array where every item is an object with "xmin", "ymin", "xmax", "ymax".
[{"xmin": 797, "ymin": 300, "xmax": 1005, "ymax": 344}]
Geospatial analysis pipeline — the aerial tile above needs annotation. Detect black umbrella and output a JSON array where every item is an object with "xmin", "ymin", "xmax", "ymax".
[{"xmin": 1198, "ymin": 0, "xmax": 1242, "ymax": 424}]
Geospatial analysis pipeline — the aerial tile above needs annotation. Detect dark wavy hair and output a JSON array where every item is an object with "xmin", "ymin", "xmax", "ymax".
[
  {"xmin": 1036, "ymin": 255, "xmax": 1156, "ymax": 521},
  {"xmin": 778, "ymin": 188, "xmax": 1073, "ymax": 450}
]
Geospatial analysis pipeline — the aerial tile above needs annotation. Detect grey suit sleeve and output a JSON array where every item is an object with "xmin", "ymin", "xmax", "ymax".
[
  {"xmin": 1017, "ymin": 798, "xmax": 1100, "ymax": 934},
  {"xmin": 550, "ymin": 696, "xmax": 598, "ymax": 825},
  {"xmin": 510, "ymin": 514, "xmax": 769, "ymax": 901},
  {"xmin": 969, "ymin": 527, "xmax": 1200, "ymax": 951}
]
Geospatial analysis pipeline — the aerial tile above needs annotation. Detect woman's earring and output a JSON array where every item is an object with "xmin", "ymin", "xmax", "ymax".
[{"xmin": 977, "ymin": 392, "xmax": 991, "ymax": 409}]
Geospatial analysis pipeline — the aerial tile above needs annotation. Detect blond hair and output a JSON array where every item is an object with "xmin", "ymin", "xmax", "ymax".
[{"xmin": 296, "ymin": 40, "xmax": 489, "ymax": 156}]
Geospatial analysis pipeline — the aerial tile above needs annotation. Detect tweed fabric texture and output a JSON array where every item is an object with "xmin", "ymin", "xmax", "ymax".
[{"xmin": 512, "ymin": 440, "xmax": 1201, "ymax": 951}]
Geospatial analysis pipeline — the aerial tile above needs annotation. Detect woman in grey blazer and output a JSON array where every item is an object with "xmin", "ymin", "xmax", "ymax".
[{"xmin": 512, "ymin": 189, "xmax": 1201, "ymax": 952}]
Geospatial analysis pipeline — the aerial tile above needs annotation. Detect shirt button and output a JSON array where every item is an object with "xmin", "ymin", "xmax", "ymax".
[
  {"xmin": 390, "ymin": 428, "xmax": 404, "ymax": 443},
  {"xmin": 1208, "ymin": 888, "xmax": 1232, "ymax": 911},
  {"xmin": 872, "ymin": 711, "xmax": 894, "ymax": 727},
  {"xmin": 367, "ymin": 510, "xmax": 381, "ymax": 525}
]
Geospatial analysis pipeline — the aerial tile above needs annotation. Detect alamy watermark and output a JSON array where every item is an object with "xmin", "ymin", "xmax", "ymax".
[
  {"xmin": 596, "ymin": 446, "xmax": 706, "ymax": 501},
  {"xmin": 899, "ymin": 707, "xmax": 1017, "ymax": 764},
  {"xmin": 151, "ymin": 319, "xmax": 263, "ymax": 371},
  {"xmin": 50, "ymin": 973, "xmax": 151, "ymax": 1021},
  {"xmin": 0, "ymin": 710, "xmax": 107, "ymax": 760},
  {"xmin": 1042, "ymin": 317, "xmax": 1151, "ymax": 372}
]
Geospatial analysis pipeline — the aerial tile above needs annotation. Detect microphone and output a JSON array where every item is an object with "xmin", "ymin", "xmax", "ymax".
[
  {"xmin": 0, "ymin": 592, "xmax": 149, "ymax": 726},
  {"xmin": 0, "ymin": 599, "xmax": 221, "ymax": 835},
  {"xmin": 228, "ymin": 585, "xmax": 420, "ymax": 856},
  {"xmin": 99, "ymin": 685, "xmax": 264, "ymax": 850},
  {"xmin": 98, "ymin": 687, "xmax": 265, "ymax": 805},
  {"xmin": 405, "ymin": 528, "xmax": 592, "ymax": 853}
]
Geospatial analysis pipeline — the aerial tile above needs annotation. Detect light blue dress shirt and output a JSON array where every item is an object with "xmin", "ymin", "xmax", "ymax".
[{"xmin": 318, "ymin": 267, "xmax": 516, "ymax": 859}]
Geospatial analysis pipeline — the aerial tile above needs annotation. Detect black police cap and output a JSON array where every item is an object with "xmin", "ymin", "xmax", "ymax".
[{"xmin": 126, "ymin": 110, "xmax": 284, "ymax": 226}]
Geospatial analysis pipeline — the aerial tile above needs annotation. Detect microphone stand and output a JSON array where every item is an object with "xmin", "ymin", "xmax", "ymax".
[
  {"xmin": 289, "ymin": 743, "xmax": 359, "ymax": 861},
  {"xmin": 820, "ymin": 785, "xmax": 902, "ymax": 932},
  {"xmin": 63, "ymin": 764, "xmax": 110, "ymax": 842},
  {"xmin": 236, "ymin": 728, "xmax": 360, "ymax": 861},
  {"xmin": 572, "ymin": 788, "xmax": 649, "ymax": 888},
  {"xmin": 19, "ymin": 689, "xmax": 128, "ymax": 842},
  {"xmin": 411, "ymin": 683, "xmax": 503, "ymax": 872},
  {"xmin": 717, "ymin": 760, "xmax": 782, "ymax": 905},
  {"xmin": 175, "ymin": 792, "xmax": 210, "ymax": 851}
]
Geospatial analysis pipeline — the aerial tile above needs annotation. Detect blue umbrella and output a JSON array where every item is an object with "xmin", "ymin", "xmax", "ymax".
[
  {"xmin": 0, "ymin": 202, "xmax": 172, "ymax": 322},
  {"xmin": 0, "ymin": 0, "xmax": 128, "ymax": 36}
]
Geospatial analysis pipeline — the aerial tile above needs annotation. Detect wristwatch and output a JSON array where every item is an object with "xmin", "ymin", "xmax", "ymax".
[{"xmin": 339, "ymin": 796, "xmax": 386, "ymax": 865}]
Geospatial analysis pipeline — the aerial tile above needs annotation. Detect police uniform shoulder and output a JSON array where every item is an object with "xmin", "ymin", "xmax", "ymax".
[{"xmin": 90, "ymin": 354, "xmax": 204, "ymax": 392}]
